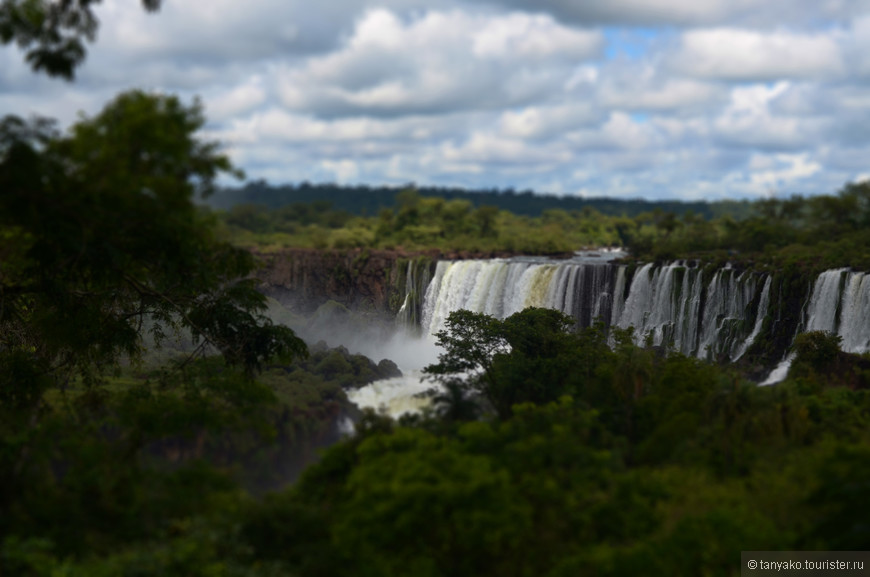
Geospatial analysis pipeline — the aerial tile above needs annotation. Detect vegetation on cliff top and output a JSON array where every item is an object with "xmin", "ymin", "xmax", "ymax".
[
  {"xmin": 220, "ymin": 188, "xmax": 621, "ymax": 255},
  {"xmin": 219, "ymin": 180, "xmax": 870, "ymax": 273}
]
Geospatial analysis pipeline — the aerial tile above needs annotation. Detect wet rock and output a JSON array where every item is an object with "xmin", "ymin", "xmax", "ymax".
[{"xmin": 377, "ymin": 358, "xmax": 402, "ymax": 379}]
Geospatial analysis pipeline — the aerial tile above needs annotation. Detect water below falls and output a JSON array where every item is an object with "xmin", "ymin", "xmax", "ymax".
[{"xmin": 346, "ymin": 369, "xmax": 435, "ymax": 418}]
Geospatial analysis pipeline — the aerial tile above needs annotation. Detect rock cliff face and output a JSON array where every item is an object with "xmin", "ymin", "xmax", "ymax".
[{"xmin": 256, "ymin": 248, "xmax": 437, "ymax": 315}]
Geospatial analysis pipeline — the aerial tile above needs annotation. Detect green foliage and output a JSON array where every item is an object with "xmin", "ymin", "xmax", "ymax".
[
  {"xmin": 789, "ymin": 331, "xmax": 870, "ymax": 389},
  {"xmin": 0, "ymin": 91, "xmax": 306, "ymax": 387},
  {"xmin": 219, "ymin": 187, "xmax": 622, "ymax": 253},
  {"xmin": 423, "ymin": 309, "xmax": 508, "ymax": 414},
  {"xmin": 5, "ymin": 299, "xmax": 870, "ymax": 573},
  {"xmin": 805, "ymin": 444, "xmax": 870, "ymax": 549},
  {"xmin": 426, "ymin": 309, "xmax": 653, "ymax": 423},
  {"xmin": 218, "ymin": 306, "xmax": 870, "ymax": 577},
  {"xmin": 217, "ymin": 179, "xmax": 870, "ymax": 269},
  {"xmin": 333, "ymin": 428, "xmax": 533, "ymax": 576},
  {"xmin": 792, "ymin": 331, "xmax": 842, "ymax": 371},
  {"xmin": 624, "ymin": 182, "xmax": 870, "ymax": 272},
  {"xmin": 0, "ymin": 84, "xmax": 344, "ymax": 572},
  {"xmin": 0, "ymin": 336, "xmax": 384, "ymax": 567},
  {"xmin": 211, "ymin": 180, "xmax": 728, "ymax": 220},
  {"xmin": 0, "ymin": 0, "xmax": 161, "ymax": 79},
  {"xmin": 489, "ymin": 308, "xmax": 584, "ymax": 416}
]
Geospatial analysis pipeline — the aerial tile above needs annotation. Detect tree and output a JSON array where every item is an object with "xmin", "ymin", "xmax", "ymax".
[
  {"xmin": 1, "ymin": 0, "xmax": 161, "ymax": 79},
  {"xmin": 487, "ymin": 308, "xmax": 582, "ymax": 416},
  {"xmin": 424, "ymin": 308, "xmax": 584, "ymax": 419},
  {"xmin": 423, "ymin": 309, "xmax": 508, "ymax": 414},
  {"xmin": 0, "ymin": 90, "xmax": 307, "ymax": 398},
  {"xmin": 332, "ymin": 428, "xmax": 532, "ymax": 576},
  {"xmin": 474, "ymin": 205, "xmax": 500, "ymax": 238},
  {"xmin": 431, "ymin": 378, "xmax": 481, "ymax": 423},
  {"xmin": 0, "ymin": 89, "xmax": 313, "ymax": 569}
]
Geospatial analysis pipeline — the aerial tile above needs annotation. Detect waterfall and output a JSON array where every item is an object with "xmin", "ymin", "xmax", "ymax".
[
  {"xmin": 419, "ymin": 257, "xmax": 770, "ymax": 363},
  {"xmin": 733, "ymin": 276, "xmax": 771, "ymax": 361},
  {"xmin": 804, "ymin": 269, "xmax": 847, "ymax": 332},
  {"xmin": 396, "ymin": 258, "xmax": 433, "ymax": 331},
  {"xmin": 761, "ymin": 268, "xmax": 870, "ymax": 384},
  {"xmin": 405, "ymin": 256, "xmax": 870, "ymax": 386},
  {"xmin": 358, "ymin": 257, "xmax": 870, "ymax": 417},
  {"xmin": 839, "ymin": 272, "xmax": 870, "ymax": 353},
  {"xmin": 610, "ymin": 263, "xmax": 768, "ymax": 360},
  {"xmin": 420, "ymin": 257, "xmax": 621, "ymax": 336},
  {"xmin": 696, "ymin": 269, "xmax": 764, "ymax": 361},
  {"xmin": 801, "ymin": 268, "xmax": 870, "ymax": 352}
]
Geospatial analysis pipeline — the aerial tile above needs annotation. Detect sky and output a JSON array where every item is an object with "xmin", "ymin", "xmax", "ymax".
[{"xmin": 2, "ymin": 0, "xmax": 870, "ymax": 201}]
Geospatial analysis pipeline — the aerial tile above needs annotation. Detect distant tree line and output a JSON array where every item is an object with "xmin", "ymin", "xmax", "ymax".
[
  {"xmin": 209, "ymin": 180, "xmax": 756, "ymax": 221},
  {"xmin": 216, "ymin": 180, "xmax": 870, "ymax": 273},
  {"xmin": 619, "ymin": 182, "xmax": 870, "ymax": 272},
  {"xmin": 218, "ymin": 188, "xmax": 625, "ymax": 254}
]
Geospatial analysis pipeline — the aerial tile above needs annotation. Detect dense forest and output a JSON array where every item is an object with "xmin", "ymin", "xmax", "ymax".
[
  {"xmin": 3, "ymin": 3, "xmax": 870, "ymax": 575},
  {"xmin": 209, "ymin": 180, "xmax": 757, "ymax": 220},
  {"xmin": 221, "ymin": 181, "xmax": 870, "ymax": 273}
]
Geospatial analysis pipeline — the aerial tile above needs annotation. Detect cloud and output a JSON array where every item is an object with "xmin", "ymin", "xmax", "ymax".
[
  {"xmin": 213, "ymin": 107, "xmax": 462, "ymax": 147},
  {"xmin": 598, "ymin": 74, "xmax": 722, "ymax": 113},
  {"xmin": 846, "ymin": 14, "xmax": 870, "ymax": 77},
  {"xmin": 462, "ymin": 0, "xmax": 745, "ymax": 26},
  {"xmin": 275, "ymin": 9, "xmax": 603, "ymax": 117},
  {"xmin": 710, "ymin": 82, "xmax": 832, "ymax": 150},
  {"xmin": 322, "ymin": 159, "xmax": 361, "ymax": 181},
  {"xmin": 601, "ymin": 112, "xmax": 662, "ymax": 149},
  {"xmin": 498, "ymin": 104, "xmax": 599, "ymax": 139},
  {"xmin": 669, "ymin": 28, "xmax": 845, "ymax": 81},
  {"xmin": 205, "ymin": 77, "xmax": 268, "ymax": 121},
  {"xmin": 3, "ymin": 0, "xmax": 870, "ymax": 201},
  {"xmin": 463, "ymin": 0, "xmax": 870, "ymax": 28},
  {"xmin": 725, "ymin": 153, "xmax": 823, "ymax": 196},
  {"xmin": 472, "ymin": 12, "xmax": 602, "ymax": 60},
  {"xmin": 442, "ymin": 131, "xmax": 572, "ymax": 166},
  {"xmin": 97, "ymin": 0, "xmax": 351, "ymax": 62}
]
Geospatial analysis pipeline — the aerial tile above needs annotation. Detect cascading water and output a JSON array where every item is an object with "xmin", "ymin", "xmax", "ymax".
[
  {"xmin": 352, "ymin": 251, "xmax": 624, "ymax": 419},
  {"xmin": 733, "ymin": 276, "xmax": 771, "ymax": 361},
  {"xmin": 616, "ymin": 262, "xmax": 700, "ymax": 354},
  {"xmin": 761, "ymin": 268, "xmax": 870, "ymax": 384},
  {"xmin": 421, "ymin": 252, "xmax": 624, "ymax": 336},
  {"xmin": 839, "ymin": 271, "xmax": 870, "ymax": 353},
  {"xmin": 612, "ymin": 263, "xmax": 769, "ymax": 361},
  {"xmin": 805, "ymin": 269, "xmax": 848, "ymax": 333},
  {"xmin": 396, "ymin": 258, "xmax": 433, "ymax": 331},
  {"xmin": 420, "ymin": 257, "xmax": 771, "ymax": 363},
  {"xmin": 345, "ymin": 372, "xmax": 435, "ymax": 418},
  {"xmin": 761, "ymin": 272, "xmax": 837, "ymax": 386},
  {"xmin": 340, "ymin": 329, "xmax": 442, "ymax": 421},
  {"xmin": 352, "ymin": 254, "xmax": 870, "ymax": 416}
]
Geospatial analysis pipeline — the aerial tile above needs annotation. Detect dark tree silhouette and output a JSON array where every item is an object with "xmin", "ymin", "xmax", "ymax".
[{"xmin": 1, "ymin": 0, "xmax": 161, "ymax": 79}]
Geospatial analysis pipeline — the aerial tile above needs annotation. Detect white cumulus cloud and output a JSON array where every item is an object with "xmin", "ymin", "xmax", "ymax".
[
  {"xmin": 2, "ymin": 0, "xmax": 869, "ymax": 200},
  {"xmin": 670, "ymin": 28, "xmax": 845, "ymax": 81}
]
